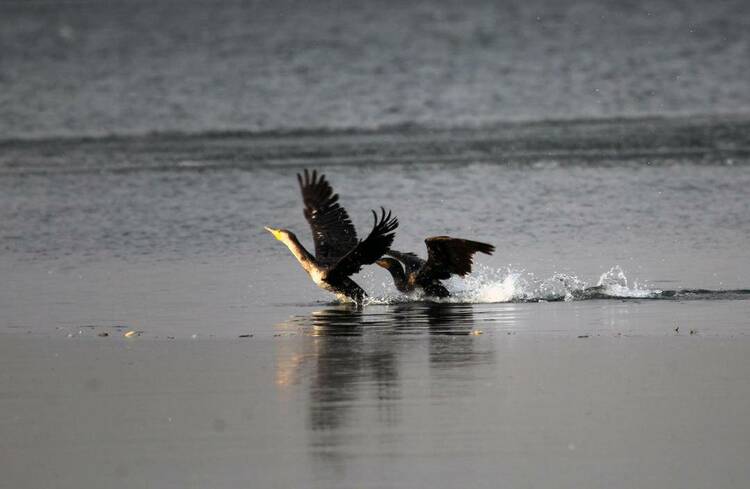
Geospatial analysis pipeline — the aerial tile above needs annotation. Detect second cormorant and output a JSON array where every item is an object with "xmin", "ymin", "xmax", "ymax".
[{"xmin": 377, "ymin": 237, "xmax": 494, "ymax": 298}]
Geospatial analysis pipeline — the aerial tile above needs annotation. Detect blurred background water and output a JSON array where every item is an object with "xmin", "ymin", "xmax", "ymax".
[{"xmin": 1, "ymin": 0, "xmax": 749, "ymax": 138}]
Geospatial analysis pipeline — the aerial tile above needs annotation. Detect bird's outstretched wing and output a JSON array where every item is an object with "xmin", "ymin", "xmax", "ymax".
[
  {"xmin": 298, "ymin": 169, "xmax": 358, "ymax": 263},
  {"xmin": 418, "ymin": 236, "xmax": 495, "ymax": 281},
  {"xmin": 386, "ymin": 250, "xmax": 425, "ymax": 274},
  {"xmin": 328, "ymin": 208, "xmax": 399, "ymax": 279}
]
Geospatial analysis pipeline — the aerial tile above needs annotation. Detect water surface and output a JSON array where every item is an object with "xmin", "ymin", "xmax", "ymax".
[
  {"xmin": 3, "ymin": 6, "xmax": 750, "ymax": 479},
  {"xmin": 2, "ymin": 0, "xmax": 750, "ymax": 138}
]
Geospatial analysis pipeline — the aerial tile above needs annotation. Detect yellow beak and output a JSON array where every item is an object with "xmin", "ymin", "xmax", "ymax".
[{"xmin": 264, "ymin": 226, "xmax": 283, "ymax": 240}]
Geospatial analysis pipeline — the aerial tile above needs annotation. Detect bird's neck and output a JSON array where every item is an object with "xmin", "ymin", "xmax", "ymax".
[
  {"xmin": 281, "ymin": 234, "xmax": 317, "ymax": 271},
  {"xmin": 384, "ymin": 262, "xmax": 409, "ymax": 292}
]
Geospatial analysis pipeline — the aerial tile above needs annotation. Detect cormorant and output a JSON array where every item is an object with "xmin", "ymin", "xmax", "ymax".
[
  {"xmin": 265, "ymin": 169, "xmax": 398, "ymax": 303},
  {"xmin": 377, "ymin": 237, "xmax": 495, "ymax": 298}
]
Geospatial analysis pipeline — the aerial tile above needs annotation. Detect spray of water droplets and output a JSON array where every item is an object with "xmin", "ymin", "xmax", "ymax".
[{"xmin": 362, "ymin": 264, "xmax": 661, "ymax": 305}]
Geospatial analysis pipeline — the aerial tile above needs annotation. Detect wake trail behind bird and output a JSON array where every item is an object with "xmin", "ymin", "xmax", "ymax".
[{"xmin": 363, "ymin": 265, "xmax": 750, "ymax": 304}]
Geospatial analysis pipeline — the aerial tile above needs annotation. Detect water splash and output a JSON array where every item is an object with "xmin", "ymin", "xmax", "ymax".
[
  {"xmin": 593, "ymin": 265, "xmax": 661, "ymax": 299},
  {"xmin": 449, "ymin": 267, "xmax": 524, "ymax": 303},
  {"xmin": 363, "ymin": 265, "xmax": 663, "ymax": 305}
]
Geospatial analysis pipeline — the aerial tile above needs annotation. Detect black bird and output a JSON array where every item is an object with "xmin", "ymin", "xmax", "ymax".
[
  {"xmin": 377, "ymin": 237, "xmax": 495, "ymax": 298},
  {"xmin": 265, "ymin": 169, "xmax": 398, "ymax": 303}
]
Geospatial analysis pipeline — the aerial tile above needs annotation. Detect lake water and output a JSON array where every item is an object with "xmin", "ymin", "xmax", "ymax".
[
  {"xmin": 2, "ymin": 0, "xmax": 750, "ymax": 487},
  {"xmin": 2, "ymin": 0, "xmax": 750, "ymax": 139}
]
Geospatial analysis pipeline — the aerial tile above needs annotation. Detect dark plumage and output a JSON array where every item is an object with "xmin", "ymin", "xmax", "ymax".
[
  {"xmin": 266, "ymin": 169, "xmax": 398, "ymax": 303},
  {"xmin": 377, "ymin": 237, "xmax": 495, "ymax": 298}
]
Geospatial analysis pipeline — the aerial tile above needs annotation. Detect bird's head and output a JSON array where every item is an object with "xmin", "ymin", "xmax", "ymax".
[
  {"xmin": 264, "ymin": 226, "xmax": 294, "ymax": 243},
  {"xmin": 376, "ymin": 257, "xmax": 400, "ymax": 270}
]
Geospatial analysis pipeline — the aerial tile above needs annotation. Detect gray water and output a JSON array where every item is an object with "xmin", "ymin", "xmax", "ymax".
[
  {"xmin": 2, "ymin": 0, "xmax": 750, "ymax": 138},
  {"xmin": 3, "ymin": 1, "xmax": 750, "ymax": 488}
]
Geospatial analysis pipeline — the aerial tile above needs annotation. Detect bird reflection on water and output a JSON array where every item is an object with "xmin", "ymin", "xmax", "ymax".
[
  {"xmin": 301, "ymin": 302, "xmax": 480, "ymax": 336},
  {"xmin": 273, "ymin": 302, "xmax": 498, "ymax": 475},
  {"xmin": 274, "ymin": 302, "xmax": 497, "ymax": 424}
]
